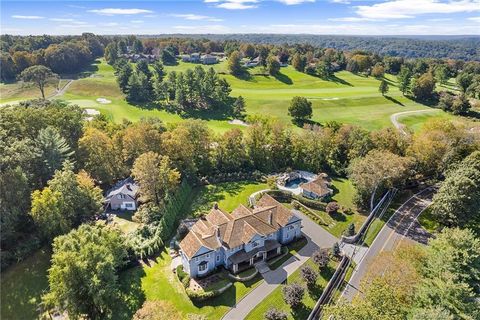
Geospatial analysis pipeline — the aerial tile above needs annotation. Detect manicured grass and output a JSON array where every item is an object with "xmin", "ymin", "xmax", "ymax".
[
  {"xmin": 397, "ymin": 111, "xmax": 454, "ymax": 132},
  {"xmin": 299, "ymin": 206, "xmax": 366, "ymax": 239},
  {"xmin": 2, "ymin": 59, "xmax": 452, "ymax": 133},
  {"xmin": 245, "ymin": 258, "xmax": 339, "ymax": 320},
  {"xmin": 115, "ymin": 250, "xmax": 262, "ymax": 320},
  {"xmin": 1, "ymin": 248, "xmax": 51, "ymax": 320},
  {"xmin": 331, "ymin": 178, "xmax": 357, "ymax": 210},
  {"xmin": 269, "ymin": 238, "xmax": 308, "ymax": 270},
  {"xmin": 113, "ymin": 211, "xmax": 141, "ymax": 234},
  {"xmin": 189, "ymin": 180, "xmax": 268, "ymax": 214}
]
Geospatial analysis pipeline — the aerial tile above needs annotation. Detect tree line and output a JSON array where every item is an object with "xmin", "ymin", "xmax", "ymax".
[{"xmin": 1, "ymin": 33, "xmax": 105, "ymax": 81}]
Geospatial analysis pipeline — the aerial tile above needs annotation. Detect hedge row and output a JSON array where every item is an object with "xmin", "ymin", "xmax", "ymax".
[{"xmin": 176, "ymin": 265, "xmax": 191, "ymax": 289}]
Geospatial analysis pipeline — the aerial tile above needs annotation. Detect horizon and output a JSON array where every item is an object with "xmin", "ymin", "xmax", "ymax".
[{"xmin": 2, "ymin": 0, "xmax": 480, "ymax": 36}]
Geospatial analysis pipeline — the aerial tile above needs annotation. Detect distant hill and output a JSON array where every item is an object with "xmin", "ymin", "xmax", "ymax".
[{"xmin": 141, "ymin": 34, "xmax": 480, "ymax": 61}]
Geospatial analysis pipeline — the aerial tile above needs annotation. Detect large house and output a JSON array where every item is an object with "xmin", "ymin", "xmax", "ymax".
[
  {"xmin": 301, "ymin": 173, "xmax": 333, "ymax": 200},
  {"xmin": 105, "ymin": 178, "xmax": 139, "ymax": 211},
  {"xmin": 179, "ymin": 194, "xmax": 302, "ymax": 278}
]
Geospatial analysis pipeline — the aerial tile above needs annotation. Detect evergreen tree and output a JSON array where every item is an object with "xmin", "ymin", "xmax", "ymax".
[
  {"xmin": 233, "ymin": 96, "xmax": 246, "ymax": 119},
  {"xmin": 228, "ymin": 50, "xmax": 243, "ymax": 76},
  {"xmin": 379, "ymin": 80, "xmax": 389, "ymax": 96},
  {"xmin": 397, "ymin": 66, "xmax": 412, "ymax": 95},
  {"xmin": 36, "ymin": 126, "xmax": 74, "ymax": 181},
  {"xmin": 127, "ymin": 71, "xmax": 150, "ymax": 103}
]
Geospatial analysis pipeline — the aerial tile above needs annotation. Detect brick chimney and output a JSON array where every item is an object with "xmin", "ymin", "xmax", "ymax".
[{"xmin": 213, "ymin": 202, "xmax": 218, "ymax": 210}]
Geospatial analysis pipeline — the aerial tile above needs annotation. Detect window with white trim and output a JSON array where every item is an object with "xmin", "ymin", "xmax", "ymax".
[
  {"xmin": 198, "ymin": 263, "xmax": 208, "ymax": 272},
  {"xmin": 216, "ymin": 255, "xmax": 220, "ymax": 262}
]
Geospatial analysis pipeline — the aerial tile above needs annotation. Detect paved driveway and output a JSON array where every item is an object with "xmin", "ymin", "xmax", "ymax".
[{"xmin": 222, "ymin": 210, "xmax": 338, "ymax": 320}]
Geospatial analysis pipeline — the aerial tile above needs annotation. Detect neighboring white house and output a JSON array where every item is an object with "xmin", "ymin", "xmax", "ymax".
[{"xmin": 105, "ymin": 178, "xmax": 139, "ymax": 211}]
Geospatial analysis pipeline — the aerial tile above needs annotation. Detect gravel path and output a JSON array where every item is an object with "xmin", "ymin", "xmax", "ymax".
[{"xmin": 48, "ymin": 79, "xmax": 74, "ymax": 99}]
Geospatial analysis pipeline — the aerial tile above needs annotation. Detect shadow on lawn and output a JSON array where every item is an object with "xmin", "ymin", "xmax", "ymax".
[
  {"xmin": 385, "ymin": 95, "xmax": 405, "ymax": 106},
  {"xmin": 114, "ymin": 266, "xmax": 147, "ymax": 320},
  {"xmin": 274, "ymin": 72, "xmax": 293, "ymax": 85}
]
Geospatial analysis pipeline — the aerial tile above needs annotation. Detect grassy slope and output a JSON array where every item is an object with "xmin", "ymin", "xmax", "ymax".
[
  {"xmin": 0, "ymin": 82, "xmax": 59, "ymax": 104},
  {"xmin": 115, "ymin": 250, "xmax": 262, "ymax": 320},
  {"xmin": 0, "ymin": 248, "xmax": 51, "ymax": 320},
  {"xmin": 35, "ymin": 59, "xmax": 450, "ymax": 133},
  {"xmin": 245, "ymin": 258, "xmax": 339, "ymax": 320},
  {"xmin": 188, "ymin": 180, "xmax": 269, "ymax": 215}
]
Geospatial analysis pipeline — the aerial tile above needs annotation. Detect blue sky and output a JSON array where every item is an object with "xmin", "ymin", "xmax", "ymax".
[{"xmin": 1, "ymin": 0, "xmax": 479, "ymax": 35}]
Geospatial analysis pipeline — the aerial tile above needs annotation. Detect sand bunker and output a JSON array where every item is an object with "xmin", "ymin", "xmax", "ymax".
[
  {"xmin": 228, "ymin": 119, "xmax": 249, "ymax": 126},
  {"xmin": 85, "ymin": 108, "xmax": 100, "ymax": 115},
  {"xmin": 322, "ymin": 97, "xmax": 339, "ymax": 101},
  {"xmin": 96, "ymin": 97, "xmax": 111, "ymax": 104}
]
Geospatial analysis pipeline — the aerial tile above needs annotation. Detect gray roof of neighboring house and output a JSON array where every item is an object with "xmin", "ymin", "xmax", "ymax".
[{"xmin": 106, "ymin": 177, "xmax": 139, "ymax": 199}]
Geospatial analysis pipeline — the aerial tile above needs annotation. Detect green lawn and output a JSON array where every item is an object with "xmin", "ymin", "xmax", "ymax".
[
  {"xmin": 0, "ymin": 81, "xmax": 59, "ymax": 104},
  {"xmin": 245, "ymin": 258, "xmax": 339, "ymax": 320},
  {"xmin": 189, "ymin": 180, "xmax": 269, "ymax": 215},
  {"xmin": 115, "ymin": 250, "xmax": 263, "ymax": 320},
  {"xmin": 396, "ymin": 111, "xmax": 454, "ymax": 132},
  {"xmin": 295, "ymin": 178, "xmax": 366, "ymax": 238},
  {"xmin": 1, "ymin": 58, "xmax": 451, "ymax": 133},
  {"xmin": 1, "ymin": 248, "xmax": 51, "ymax": 320}
]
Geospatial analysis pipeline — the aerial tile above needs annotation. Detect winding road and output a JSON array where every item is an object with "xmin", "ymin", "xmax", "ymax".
[
  {"xmin": 390, "ymin": 109, "xmax": 442, "ymax": 134},
  {"xmin": 341, "ymin": 187, "xmax": 435, "ymax": 301}
]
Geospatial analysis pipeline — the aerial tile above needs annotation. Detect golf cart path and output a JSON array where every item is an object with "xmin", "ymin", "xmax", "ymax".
[
  {"xmin": 48, "ymin": 79, "xmax": 74, "ymax": 99},
  {"xmin": 390, "ymin": 109, "xmax": 441, "ymax": 134}
]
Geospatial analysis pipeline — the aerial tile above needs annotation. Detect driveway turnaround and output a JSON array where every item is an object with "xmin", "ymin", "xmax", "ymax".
[
  {"xmin": 341, "ymin": 188, "xmax": 435, "ymax": 301},
  {"xmin": 222, "ymin": 210, "xmax": 338, "ymax": 320}
]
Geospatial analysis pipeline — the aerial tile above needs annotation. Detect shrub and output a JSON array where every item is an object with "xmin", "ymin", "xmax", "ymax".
[
  {"xmin": 265, "ymin": 307, "xmax": 288, "ymax": 320},
  {"xmin": 300, "ymin": 265, "xmax": 318, "ymax": 287},
  {"xmin": 182, "ymin": 275, "xmax": 191, "ymax": 289},
  {"xmin": 312, "ymin": 249, "xmax": 330, "ymax": 270},
  {"xmin": 177, "ymin": 265, "xmax": 187, "ymax": 280},
  {"xmin": 186, "ymin": 288, "xmax": 217, "ymax": 301},
  {"xmin": 326, "ymin": 201, "xmax": 340, "ymax": 214},
  {"xmin": 282, "ymin": 283, "xmax": 305, "ymax": 308},
  {"xmin": 346, "ymin": 223, "xmax": 355, "ymax": 236},
  {"xmin": 331, "ymin": 242, "xmax": 341, "ymax": 258},
  {"xmin": 293, "ymin": 195, "xmax": 327, "ymax": 211}
]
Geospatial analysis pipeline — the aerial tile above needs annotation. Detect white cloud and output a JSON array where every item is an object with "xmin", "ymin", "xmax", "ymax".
[
  {"xmin": 12, "ymin": 15, "xmax": 44, "ymax": 19},
  {"xmin": 131, "ymin": 20, "xmax": 144, "ymax": 24},
  {"xmin": 428, "ymin": 18, "xmax": 452, "ymax": 21},
  {"xmin": 88, "ymin": 8, "xmax": 154, "ymax": 15},
  {"xmin": 277, "ymin": 0, "xmax": 315, "ymax": 5},
  {"xmin": 49, "ymin": 18, "xmax": 75, "ymax": 22},
  {"xmin": 468, "ymin": 16, "xmax": 480, "ymax": 21},
  {"xmin": 207, "ymin": 0, "xmax": 259, "ymax": 10},
  {"xmin": 329, "ymin": 17, "xmax": 378, "ymax": 22},
  {"xmin": 331, "ymin": 0, "xmax": 351, "ymax": 3},
  {"xmin": 356, "ymin": 0, "xmax": 480, "ymax": 19},
  {"xmin": 170, "ymin": 13, "xmax": 223, "ymax": 21}
]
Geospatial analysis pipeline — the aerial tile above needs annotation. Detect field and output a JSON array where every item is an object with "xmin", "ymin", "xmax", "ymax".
[
  {"xmin": 0, "ymin": 248, "xmax": 51, "ymax": 320},
  {"xmin": 1, "ymin": 58, "xmax": 452, "ymax": 133}
]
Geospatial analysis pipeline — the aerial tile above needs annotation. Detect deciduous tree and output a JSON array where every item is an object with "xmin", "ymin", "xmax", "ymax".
[{"xmin": 19, "ymin": 65, "xmax": 58, "ymax": 99}]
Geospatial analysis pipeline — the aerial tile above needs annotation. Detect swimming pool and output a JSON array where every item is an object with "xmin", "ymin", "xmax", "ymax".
[{"xmin": 285, "ymin": 178, "xmax": 308, "ymax": 189}]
